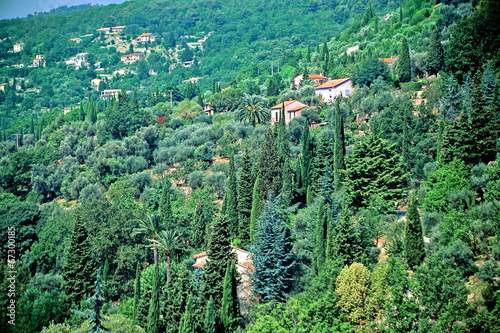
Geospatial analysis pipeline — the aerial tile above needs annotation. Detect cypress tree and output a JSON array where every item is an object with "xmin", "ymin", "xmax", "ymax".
[
  {"xmin": 159, "ymin": 183, "xmax": 173, "ymax": 228},
  {"xmin": 257, "ymin": 126, "xmax": 281, "ymax": 202},
  {"xmin": 227, "ymin": 153, "xmax": 239, "ymax": 239},
  {"xmin": 179, "ymin": 294, "xmax": 197, "ymax": 333},
  {"xmin": 249, "ymin": 176, "xmax": 261, "ymax": 244},
  {"xmin": 398, "ymin": 37, "xmax": 411, "ymax": 83},
  {"xmin": 308, "ymin": 135, "xmax": 334, "ymax": 198},
  {"xmin": 333, "ymin": 97, "xmax": 345, "ymax": 188},
  {"xmin": 204, "ymin": 296, "xmax": 219, "ymax": 333},
  {"xmin": 313, "ymin": 200, "xmax": 327, "ymax": 274},
  {"xmin": 221, "ymin": 194, "xmax": 228, "ymax": 216},
  {"xmin": 162, "ymin": 265, "xmax": 192, "ymax": 333},
  {"xmin": 147, "ymin": 264, "xmax": 160, "ymax": 333},
  {"xmin": 321, "ymin": 40, "xmax": 328, "ymax": 63},
  {"xmin": 220, "ymin": 260, "xmax": 241, "ymax": 332},
  {"xmin": 301, "ymin": 123, "xmax": 313, "ymax": 193},
  {"xmin": 133, "ymin": 263, "xmax": 141, "ymax": 326},
  {"xmin": 62, "ymin": 217, "xmax": 94, "ymax": 307},
  {"xmin": 203, "ymin": 215, "xmax": 234, "ymax": 309},
  {"xmin": 306, "ymin": 44, "xmax": 311, "ymax": 63},
  {"xmin": 87, "ymin": 98, "xmax": 94, "ymax": 123},
  {"xmin": 427, "ymin": 29, "xmax": 444, "ymax": 75},
  {"xmin": 278, "ymin": 103, "xmax": 292, "ymax": 207},
  {"xmin": 404, "ymin": 193, "xmax": 425, "ymax": 270},
  {"xmin": 191, "ymin": 202, "xmax": 206, "ymax": 248},
  {"xmin": 436, "ymin": 119, "xmax": 445, "ymax": 165},
  {"xmin": 132, "ymin": 89, "xmax": 139, "ymax": 110},
  {"xmin": 399, "ymin": 5, "xmax": 403, "ymax": 22},
  {"xmin": 238, "ymin": 149, "xmax": 254, "ymax": 245},
  {"xmin": 29, "ymin": 117, "xmax": 34, "ymax": 135},
  {"xmin": 402, "ymin": 106, "xmax": 410, "ymax": 173},
  {"xmin": 79, "ymin": 102, "xmax": 85, "ymax": 122}
]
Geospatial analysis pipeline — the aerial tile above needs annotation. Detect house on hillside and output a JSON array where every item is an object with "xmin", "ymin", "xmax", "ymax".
[
  {"xmin": 0, "ymin": 83, "xmax": 7, "ymax": 92},
  {"xmin": 32, "ymin": 55, "xmax": 45, "ymax": 67},
  {"xmin": 112, "ymin": 26, "xmax": 125, "ymax": 33},
  {"xmin": 292, "ymin": 73, "xmax": 329, "ymax": 89},
  {"xmin": 69, "ymin": 38, "xmax": 82, "ymax": 44},
  {"xmin": 132, "ymin": 33, "xmax": 156, "ymax": 44},
  {"xmin": 346, "ymin": 45, "xmax": 359, "ymax": 55},
  {"xmin": 314, "ymin": 78, "xmax": 353, "ymax": 104},
  {"xmin": 91, "ymin": 78, "xmax": 102, "ymax": 90},
  {"xmin": 204, "ymin": 103, "xmax": 214, "ymax": 115},
  {"xmin": 270, "ymin": 99, "xmax": 308, "ymax": 125},
  {"xmin": 193, "ymin": 246, "xmax": 254, "ymax": 282},
  {"xmin": 100, "ymin": 89, "xmax": 124, "ymax": 100},
  {"xmin": 183, "ymin": 77, "xmax": 202, "ymax": 84},
  {"xmin": 96, "ymin": 27, "xmax": 111, "ymax": 34},
  {"xmin": 13, "ymin": 43, "xmax": 24, "ymax": 53},
  {"xmin": 380, "ymin": 56, "xmax": 399, "ymax": 64},
  {"xmin": 121, "ymin": 53, "xmax": 144, "ymax": 64},
  {"xmin": 65, "ymin": 52, "xmax": 87, "ymax": 69}
]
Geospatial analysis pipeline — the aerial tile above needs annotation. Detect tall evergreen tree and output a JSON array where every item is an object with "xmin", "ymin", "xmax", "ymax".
[
  {"xmin": 257, "ymin": 126, "xmax": 281, "ymax": 202},
  {"xmin": 482, "ymin": 63, "xmax": 496, "ymax": 108},
  {"xmin": 87, "ymin": 98, "xmax": 94, "ymax": 124},
  {"xmin": 402, "ymin": 106, "xmax": 410, "ymax": 173},
  {"xmin": 436, "ymin": 119, "xmax": 445, "ymax": 165},
  {"xmin": 79, "ymin": 102, "xmax": 85, "ymax": 122},
  {"xmin": 203, "ymin": 215, "xmax": 235, "ymax": 309},
  {"xmin": 179, "ymin": 294, "xmax": 197, "ymax": 333},
  {"xmin": 301, "ymin": 124, "xmax": 313, "ymax": 193},
  {"xmin": 159, "ymin": 183, "xmax": 173, "ymax": 227},
  {"xmin": 249, "ymin": 176, "xmax": 261, "ymax": 244},
  {"xmin": 220, "ymin": 260, "xmax": 241, "ymax": 332},
  {"xmin": 62, "ymin": 217, "xmax": 94, "ymax": 306},
  {"xmin": 73, "ymin": 268, "xmax": 107, "ymax": 333},
  {"xmin": 203, "ymin": 296, "xmax": 219, "ymax": 333},
  {"xmin": 313, "ymin": 200, "xmax": 328, "ymax": 274},
  {"xmin": 398, "ymin": 37, "xmax": 411, "ymax": 83},
  {"xmin": 191, "ymin": 201, "xmax": 206, "ymax": 248},
  {"xmin": 147, "ymin": 264, "xmax": 160, "ymax": 333},
  {"xmin": 306, "ymin": 44, "xmax": 311, "ymax": 63},
  {"xmin": 133, "ymin": 263, "xmax": 141, "ymax": 326},
  {"xmin": 278, "ymin": 104, "xmax": 292, "ymax": 207},
  {"xmin": 427, "ymin": 29, "xmax": 444, "ymax": 75},
  {"xmin": 404, "ymin": 193, "xmax": 425, "ymax": 269},
  {"xmin": 226, "ymin": 153, "xmax": 239, "ymax": 239},
  {"xmin": 333, "ymin": 97, "xmax": 345, "ymax": 187},
  {"xmin": 309, "ymin": 135, "xmax": 334, "ymax": 198},
  {"xmin": 251, "ymin": 195, "xmax": 298, "ymax": 303},
  {"xmin": 162, "ymin": 265, "xmax": 192, "ymax": 333},
  {"xmin": 238, "ymin": 149, "xmax": 254, "ymax": 245},
  {"xmin": 440, "ymin": 74, "xmax": 462, "ymax": 120}
]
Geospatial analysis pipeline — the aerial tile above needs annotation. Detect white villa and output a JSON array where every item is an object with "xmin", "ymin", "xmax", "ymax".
[
  {"xmin": 193, "ymin": 246, "xmax": 254, "ymax": 282},
  {"xmin": 270, "ymin": 99, "xmax": 308, "ymax": 125},
  {"xmin": 66, "ymin": 53, "xmax": 87, "ymax": 69},
  {"xmin": 314, "ymin": 78, "xmax": 353, "ymax": 104}
]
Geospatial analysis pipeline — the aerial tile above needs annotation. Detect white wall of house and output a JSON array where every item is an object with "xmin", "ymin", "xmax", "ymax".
[{"xmin": 315, "ymin": 80, "xmax": 353, "ymax": 104}]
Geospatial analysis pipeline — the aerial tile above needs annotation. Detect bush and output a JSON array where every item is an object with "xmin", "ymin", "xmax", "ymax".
[
  {"xmin": 203, "ymin": 171, "xmax": 227, "ymax": 198},
  {"xmin": 79, "ymin": 184, "xmax": 104, "ymax": 203},
  {"xmin": 188, "ymin": 170, "xmax": 205, "ymax": 189},
  {"xmin": 125, "ymin": 156, "xmax": 148, "ymax": 174},
  {"xmin": 130, "ymin": 172, "xmax": 152, "ymax": 193},
  {"xmin": 194, "ymin": 144, "xmax": 215, "ymax": 164},
  {"xmin": 169, "ymin": 117, "xmax": 183, "ymax": 129}
]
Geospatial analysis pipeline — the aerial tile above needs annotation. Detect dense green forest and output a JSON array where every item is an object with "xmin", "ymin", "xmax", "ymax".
[{"xmin": 1, "ymin": 0, "xmax": 500, "ymax": 332}]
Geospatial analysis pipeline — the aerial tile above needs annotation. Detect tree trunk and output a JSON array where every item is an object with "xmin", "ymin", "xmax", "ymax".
[
  {"xmin": 154, "ymin": 243, "xmax": 160, "ymax": 298},
  {"xmin": 166, "ymin": 254, "xmax": 171, "ymax": 281}
]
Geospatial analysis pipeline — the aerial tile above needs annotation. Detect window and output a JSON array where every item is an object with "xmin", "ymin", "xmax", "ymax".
[{"xmin": 345, "ymin": 89, "xmax": 350, "ymax": 95}]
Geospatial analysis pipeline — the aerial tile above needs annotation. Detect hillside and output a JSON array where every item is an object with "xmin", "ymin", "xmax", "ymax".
[{"xmin": 0, "ymin": 0, "xmax": 500, "ymax": 332}]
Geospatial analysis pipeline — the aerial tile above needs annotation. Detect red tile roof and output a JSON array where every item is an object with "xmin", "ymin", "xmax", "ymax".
[
  {"xmin": 315, "ymin": 78, "xmax": 351, "ymax": 90},
  {"xmin": 271, "ymin": 99, "xmax": 303, "ymax": 109},
  {"xmin": 287, "ymin": 105, "xmax": 307, "ymax": 112},
  {"xmin": 380, "ymin": 56, "xmax": 399, "ymax": 63},
  {"xmin": 308, "ymin": 74, "xmax": 328, "ymax": 80},
  {"xmin": 193, "ymin": 251, "xmax": 208, "ymax": 259}
]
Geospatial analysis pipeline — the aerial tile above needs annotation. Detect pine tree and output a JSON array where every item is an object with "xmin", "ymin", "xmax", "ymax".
[
  {"xmin": 313, "ymin": 200, "xmax": 327, "ymax": 274},
  {"xmin": 306, "ymin": 44, "xmax": 311, "ymax": 63},
  {"xmin": 162, "ymin": 265, "xmax": 192, "ymax": 333},
  {"xmin": 220, "ymin": 260, "xmax": 241, "ymax": 332},
  {"xmin": 301, "ymin": 124, "xmax": 313, "ymax": 193},
  {"xmin": 227, "ymin": 153, "xmax": 239, "ymax": 239},
  {"xmin": 251, "ymin": 195, "xmax": 298, "ymax": 303},
  {"xmin": 482, "ymin": 63, "xmax": 496, "ymax": 108},
  {"xmin": 133, "ymin": 263, "xmax": 141, "ymax": 326},
  {"xmin": 249, "ymin": 176, "xmax": 261, "ymax": 244},
  {"xmin": 427, "ymin": 29, "xmax": 444, "ymax": 75},
  {"xmin": 333, "ymin": 97, "xmax": 345, "ymax": 188},
  {"xmin": 203, "ymin": 215, "xmax": 235, "ymax": 309},
  {"xmin": 203, "ymin": 296, "xmax": 219, "ymax": 333},
  {"xmin": 179, "ymin": 294, "xmax": 197, "ymax": 333},
  {"xmin": 147, "ymin": 264, "xmax": 160, "ymax": 333},
  {"xmin": 159, "ymin": 183, "xmax": 173, "ymax": 228},
  {"xmin": 79, "ymin": 102, "xmax": 85, "ymax": 122},
  {"xmin": 461, "ymin": 73, "xmax": 473, "ymax": 125},
  {"xmin": 404, "ymin": 193, "xmax": 425, "ymax": 270},
  {"xmin": 402, "ymin": 106, "xmax": 410, "ymax": 173},
  {"xmin": 191, "ymin": 202, "xmax": 206, "ymax": 248},
  {"xmin": 440, "ymin": 74, "xmax": 462, "ymax": 120},
  {"xmin": 308, "ymin": 135, "xmax": 334, "ymax": 199},
  {"xmin": 436, "ymin": 119, "xmax": 445, "ymax": 165},
  {"xmin": 398, "ymin": 37, "xmax": 411, "ymax": 83},
  {"xmin": 278, "ymin": 104, "xmax": 292, "ymax": 207},
  {"xmin": 238, "ymin": 149, "xmax": 254, "ymax": 245},
  {"xmin": 62, "ymin": 217, "xmax": 94, "ymax": 306},
  {"xmin": 87, "ymin": 98, "xmax": 94, "ymax": 124},
  {"xmin": 73, "ymin": 267, "xmax": 107, "ymax": 333}
]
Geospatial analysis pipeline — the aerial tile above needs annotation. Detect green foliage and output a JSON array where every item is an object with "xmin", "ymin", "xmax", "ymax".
[
  {"xmin": 250, "ymin": 176, "xmax": 261, "ymax": 244},
  {"xmin": 210, "ymin": 89, "xmax": 244, "ymax": 114},
  {"xmin": 72, "ymin": 268, "xmax": 107, "ymax": 333},
  {"xmin": 162, "ymin": 265, "xmax": 192, "ymax": 333},
  {"xmin": 146, "ymin": 264, "xmax": 160, "ymax": 333},
  {"xmin": 427, "ymin": 29, "xmax": 444, "ymax": 75},
  {"xmin": 333, "ymin": 98, "xmax": 345, "ymax": 187},
  {"xmin": 404, "ymin": 193, "xmax": 425, "ymax": 269},
  {"xmin": 178, "ymin": 294, "xmax": 198, "ymax": 333},
  {"xmin": 238, "ymin": 149, "xmax": 254, "ymax": 245},
  {"xmin": 398, "ymin": 37, "xmax": 411, "ymax": 83},
  {"xmin": 226, "ymin": 153, "xmax": 239, "ymax": 238},
  {"xmin": 220, "ymin": 260, "xmax": 241, "ymax": 332},
  {"xmin": 257, "ymin": 126, "xmax": 282, "ymax": 202},
  {"xmin": 133, "ymin": 264, "xmax": 141, "ymax": 326},
  {"xmin": 203, "ymin": 296, "xmax": 220, "ymax": 333}
]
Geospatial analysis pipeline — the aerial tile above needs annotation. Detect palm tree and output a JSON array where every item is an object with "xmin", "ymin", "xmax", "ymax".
[
  {"xmin": 153, "ymin": 229, "xmax": 184, "ymax": 281},
  {"xmin": 131, "ymin": 214, "xmax": 163, "ymax": 295},
  {"xmin": 237, "ymin": 94, "xmax": 270, "ymax": 127}
]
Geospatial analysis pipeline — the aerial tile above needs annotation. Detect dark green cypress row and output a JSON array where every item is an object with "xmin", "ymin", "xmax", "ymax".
[
  {"xmin": 398, "ymin": 37, "xmax": 411, "ymax": 83},
  {"xmin": 436, "ymin": 119, "xmax": 444, "ymax": 166},
  {"xmin": 191, "ymin": 202, "xmax": 206, "ymax": 248},
  {"xmin": 159, "ymin": 183, "xmax": 173, "ymax": 228},
  {"xmin": 179, "ymin": 294, "xmax": 197, "ymax": 333},
  {"xmin": 87, "ymin": 98, "xmax": 94, "ymax": 123},
  {"xmin": 278, "ymin": 103, "xmax": 292, "ymax": 207},
  {"xmin": 147, "ymin": 264, "xmax": 160, "ymax": 333},
  {"xmin": 301, "ymin": 123, "xmax": 313, "ymax": 192},
  {"xmin": 402, "ymin": 106, "xmax": 410, "ymax": 173},
  {"xmin": 257, "ymin": 126, "xmax": 281, "ymax": 202},
  {"xmin": 333, "ymin": 97, "xmax": 345, "ymax": 188},
  {"xmin": 79, "ymin": 102, "xmax": 85, "ymax": 122},
  {"xmin": 238, "ymin": 148, "xmax": 254, "ymax": 245},
  {"xmin": 227, "ymin": 153, "xmax": 239, "ymax": 239},
  {"xmin": 313, "ymin": 200, "xmax": 327, "ymax": 274},
  {"xmin": 133, "ymin": 263, "xmax": 141, "ymax": 326},
  {"xmin": 220, "ymin": 260, "xmax": 241, "ymax": 332},
  {"xmin": 306, "ymin": 44, "xmax": 311, "ymax": 63},
  {"xmin": 404, "ymin": 192, "xmax": 425, "ymax": 270},
  {"xmin": 427, "ymin": 29, "xmax": 444, "ymax": 75},
  {"xmin": 162, "ymin": 265, "xmax": 192, "ymax": 333},
  {"xmin": 249, "ymin": 176, "xmax": 261, "ymax": 244}
]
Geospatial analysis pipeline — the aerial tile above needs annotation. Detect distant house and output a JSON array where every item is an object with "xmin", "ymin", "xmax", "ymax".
[
  {"xmin": 314, "ymin": 78, "xmax": 353, "ymax": 104},
  {"xmin": 96, "ymin": 27, "xmax": 111, "ymax": 34},
  {"xmin": 69, "ymin": 38, "xmax": 82, "ymax": 44},
  {"xmin": 292, "ymin": 73, "xmax": 329, "ymax": 89},
  {"xmin": 0, "ymin": 83, "xmax": 6, "ymax": 92},
  {"xmin": 380, "ymin": 56, "xmax": 399, "ymax": 64},
  {"xmin": 182, "ymin": 60, "xmax": 194, "ymax": 67},
  {"xmin": 193, "ymin": 246, "xmax": 254, "ymax": 282},
  {"xmin": 13, "ymin": 43, "xmax": 24, "ymax": 53},
  {"xmin": 346, "ymin": 45, "xmax": 359, "ymax": 55},
  {"xmin": 63, "ymin": 107, "xmax": 73, "ymax": 115},
  {"xmin": 32, "ymin": 55, "xmax": 45, "ymax": 67},
  {"xmin": 270, "ymin": 99, "xmax": 308, "ymax": 125},
  {"xmin": 133, "ymin": 33, "xmax": 156, "ymax": 44},
  {"xmin": 384, "ymin": 13, "xmax": 394, "ymax": 21},
  {"xmin": 66, "ymin": 52, "xmax": 87, "ymax": 68},
  {"xmin": 91, "ymin": 78, "xmax": 102, "ymax": 90},
  {"xmin": 111, "ymin": 26, "xmax": 125, "ymax": 33},
  {"xmin": 121, "ymin": 53, "xmax": 144, "ymax": 64},
  {"xmin": 183, "ymin": 77, "xmax": 202, "ymax": 84},
  {"xmin": 204, "ymin": 103, "xmax": 214, "ymax": 116},
  {"xmin": 100, "ymin": 89, "xmax": 125, "ymax": 100}
]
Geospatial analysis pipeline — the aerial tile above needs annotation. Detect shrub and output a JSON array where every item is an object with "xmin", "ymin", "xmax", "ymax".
[
  {"xmin": 169, "ymin": 117, "xmax": 183, "ymax": 129},
  {"xmin": 125, "ymin": 156, "xmax": 148, "ymax": 174},
  {"xmin": 79, "ymin": 184, "xmax": 104, "ymax": 203},
  {"xmin": 188, "ymin": 170, "xmax": 205, "ymax": 189},
  {"xmin": 130, "ymin": 172, "xmax": 152, "ymax": 193},
  {"xmin": 203, "ymin": 172, "xmax": 227, "ymax": 198},
  {"xmin": 194, "ymin": 144, "xmax": 215, "ymax": 164}
]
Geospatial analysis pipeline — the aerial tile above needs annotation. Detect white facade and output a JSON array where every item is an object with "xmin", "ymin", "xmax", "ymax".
[
  {"xmin": 315, "ymin": 78, "xmax": 353, "ymax": 104},
  {"xmin": 270, "ymin": 99, "xmax": 308, "ymax": 125}
]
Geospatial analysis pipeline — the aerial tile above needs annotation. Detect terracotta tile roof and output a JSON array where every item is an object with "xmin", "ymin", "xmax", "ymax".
[
  {"xmin": 271, "ymin": 99, "xmax": 301, "ymax": 109},
  {"xmin": 193, "ymin": 251, "xmax": 208, "ymax": 259},
  {"xmin": 380, "ymin": 56, "xmax": 399, "ymax": 63},
  {"xmin": 140, "ymin": 33, "xmax": 153, "ymax": 37},
  {"xmin": 315, "ymin": 78, "xmax": 351, "ymax": 90},
  {"xmin": 287, "ymin": 105, "xmax": 307, "ymax": 112},
  {"xmin": 239, "ymin": 262, "xmax": 254, "ymax": 271},
  {"xmin": 308, "ymin": 74, "xmax": 328, "ymax": 80},
  {"xmin": 193, "ymin": 262, "xmax": 206, "ymax": 268},
  {"xmin": 97, "ymin": 27, "xmax": 110, "ymax": 31},
  {"xmin": 112, "ymin": 26, "xmax": 125, "ymax": 29}
]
